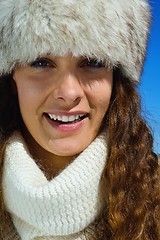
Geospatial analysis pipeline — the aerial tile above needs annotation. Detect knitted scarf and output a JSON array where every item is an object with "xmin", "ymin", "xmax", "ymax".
[{"xmin": 2, "ymin": 132, "xmax": 107, "ymax": 240}]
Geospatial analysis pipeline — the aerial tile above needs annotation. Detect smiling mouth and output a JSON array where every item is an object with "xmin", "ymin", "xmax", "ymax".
[{"xmin": 45, "ymin": 113, "xmax": 89, "ymax": 124}]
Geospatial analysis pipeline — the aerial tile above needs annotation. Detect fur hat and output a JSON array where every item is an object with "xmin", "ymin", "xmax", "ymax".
[{"xmin": 0, "ymin": 0, "xmax": 150, "ymax": 82}]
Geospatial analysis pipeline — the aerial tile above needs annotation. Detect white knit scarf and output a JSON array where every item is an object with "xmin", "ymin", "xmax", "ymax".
[{"xmin": 2, "ymin": 132, "xmax": 107, "ymax": 240}]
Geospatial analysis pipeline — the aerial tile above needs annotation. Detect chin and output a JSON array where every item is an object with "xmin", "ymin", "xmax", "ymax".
[{"xmin": 47, "ymin": 140, "xmax": 91, "ymax": 157}]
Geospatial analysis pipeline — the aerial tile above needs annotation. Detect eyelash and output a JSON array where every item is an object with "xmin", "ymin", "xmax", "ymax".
[
  {"xmin": 30, "ymin": 59, "xmax": 53, "ymax": 68},
  {"xmin": 81, "ymin": 59, "xmax": 105, "ymax": 68},
  {"xmin": 30, "ymin": 58, "xmax": 106, "ymax": 69}
]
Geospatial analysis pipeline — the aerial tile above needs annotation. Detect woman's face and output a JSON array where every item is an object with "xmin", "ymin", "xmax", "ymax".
[{"xmin": 13, "ymin": 55, "xmax": 113, "ymax": 160}]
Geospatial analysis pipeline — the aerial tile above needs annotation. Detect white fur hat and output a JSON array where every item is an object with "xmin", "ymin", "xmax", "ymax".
[{"xmin": 0, "ymin": 0, "xmax": 150, "ymax": 82}]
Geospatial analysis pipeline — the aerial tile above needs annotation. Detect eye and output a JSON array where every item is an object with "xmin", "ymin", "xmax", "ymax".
[
  {"xmin": 30, "ymin": 58, "xmax": 54, "ymax": 68},
  {"xmin": 81, "ymin": 58, "xmax": 106, "ymax": 68}
]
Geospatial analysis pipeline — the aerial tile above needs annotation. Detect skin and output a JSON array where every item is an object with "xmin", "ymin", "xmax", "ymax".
[{"xmin": 13, "ymin": 55, "xmax": 113, "ymax": 178}]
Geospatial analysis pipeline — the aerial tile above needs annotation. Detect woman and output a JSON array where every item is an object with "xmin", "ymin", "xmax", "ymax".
[{"xmin": 0, "ymin": 0, "xmax": 159, "ymax": 239}]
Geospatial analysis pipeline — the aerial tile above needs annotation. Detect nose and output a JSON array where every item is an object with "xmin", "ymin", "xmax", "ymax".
[{"xmin": 53, "ymin": 71, "xmax": 84, "ymax": 104}]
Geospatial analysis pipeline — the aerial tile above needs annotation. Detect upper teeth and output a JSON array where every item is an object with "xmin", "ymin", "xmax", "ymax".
[{"xmin": 48, "ymin": 114, "xmax": 85, "ymax": 122}]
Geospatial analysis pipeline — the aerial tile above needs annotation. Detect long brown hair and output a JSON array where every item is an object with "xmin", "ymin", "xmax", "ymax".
[
  {"xmin": 99, "ymin": 69, "xmax": 160, "ymax": 239},
  {"xmin": 0, "ymin": 69, "xmax": 159, "ymax": 239}
]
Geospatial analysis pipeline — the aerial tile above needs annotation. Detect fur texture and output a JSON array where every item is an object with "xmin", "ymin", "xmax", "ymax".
[{"xmin": 0, "ymin": 0, "xmax": 150, "ymax": 82}]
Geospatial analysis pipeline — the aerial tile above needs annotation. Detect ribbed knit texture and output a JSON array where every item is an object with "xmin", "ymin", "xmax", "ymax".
[{"xmin": 2, "ymin": 132, "xmax": 107, "ymax": 240}]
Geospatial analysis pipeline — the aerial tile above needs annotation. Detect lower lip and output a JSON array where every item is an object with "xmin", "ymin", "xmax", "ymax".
[{"xmin": 45, "ymin": 115, "xmax": 88, "ymax": 132}]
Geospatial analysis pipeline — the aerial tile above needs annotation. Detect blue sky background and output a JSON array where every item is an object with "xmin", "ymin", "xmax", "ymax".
[{"xmin": 139, "ymin": 0, "xmax": 160, "ymax": 154}]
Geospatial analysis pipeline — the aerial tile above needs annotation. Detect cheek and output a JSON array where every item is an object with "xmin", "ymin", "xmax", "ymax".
[
  {"xmin": 16, "ymin": 84, "xmax": 36, "ymax": 111},
  {"xmin": 15, "ymin": 78, "xmax": 44, "ymax": 111},
  {"xmin": 14, "ymin": 85, "xmax": 42, "ymax": 128},
  {"xmin": 89, "ymin": 80, "xmax": 113, "ymax": 111}
]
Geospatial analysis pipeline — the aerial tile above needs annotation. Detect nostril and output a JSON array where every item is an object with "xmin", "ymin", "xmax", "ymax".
[
  {"xmin": 55, "ymin": 95, "xmax": 82, "ymax": 105},
  {"xmin": 56, "ymin": 96, "xmax": 65, "ymax": 101}
]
